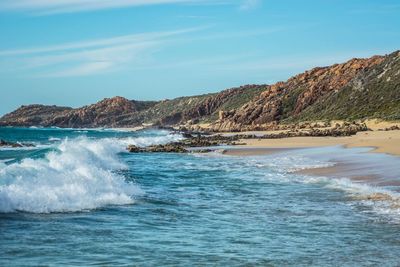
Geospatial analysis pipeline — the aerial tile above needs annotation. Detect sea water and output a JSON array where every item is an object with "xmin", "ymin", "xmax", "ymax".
[{"xmin": 0, "ymin": 127, "xmax": 400, "ymax": 266}]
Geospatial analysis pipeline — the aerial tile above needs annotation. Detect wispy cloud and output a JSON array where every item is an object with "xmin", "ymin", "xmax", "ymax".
[
  {"xmin": 0, "ymin": 28, "xmax": 201, "ymax": 77},
  {"xmin": 239, "ymin": 0, "xmax": 261, "ymax": 11},
  {"xmin": 0, "ymin": 0, "xmax": 219, "ymax": 15}
]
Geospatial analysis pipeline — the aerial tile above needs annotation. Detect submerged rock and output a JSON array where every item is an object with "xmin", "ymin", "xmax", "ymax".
[
  {"xmin": 126, "ymin": 134, "xmax": 240, "ymax": 154},
  {"xmin": 0, "ymin": 139, "xmax": 35, "ymax": 148},
  {"xmin": 127, "ymin": 144, "xmax": 189, "ymax": 153},
  {"xmin": 127, "ymin": 144, "xmax": 211, "ymax": 154}
]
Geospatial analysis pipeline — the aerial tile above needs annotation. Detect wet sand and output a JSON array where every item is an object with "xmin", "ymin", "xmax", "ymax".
[
  {"xmin": 222, "ymin": 129, "xmax": 400, "ymax": 190},
  {"xmin": 222, "ymin": 147, "xmax": 293, "ymax": 156}
]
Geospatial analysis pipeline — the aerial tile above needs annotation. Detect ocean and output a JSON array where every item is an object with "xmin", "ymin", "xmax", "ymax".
[{"xmin": 1, "ymin": 127, "xmax": 400, "ymax": 266}]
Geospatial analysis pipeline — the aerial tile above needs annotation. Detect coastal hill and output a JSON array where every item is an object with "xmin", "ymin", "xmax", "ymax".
[
  {"xmin": 213, "ymin": 50, "xmax": 400, "ymax": 131},
  {"xmin": 0, "ymin": 85, "xmax": 266, "ymax": 128},
  {"xmin": 1, "ymin": 50, "xmax": 399, "ymax": 130}
]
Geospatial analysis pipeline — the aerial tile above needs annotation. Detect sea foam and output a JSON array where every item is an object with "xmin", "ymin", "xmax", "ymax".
[
  {"xmin": 0, "ymin": 136, "xmax": 146, "ymax": 213},
  {"xmin": 241, "ymin": 147, "xmax": 400, "ymax": 222},
  {"xmin": 0, "ymin": 131, "xmax": 182, "ymax": 213},
  {"xmin": 0, "ymin": 131, "xmax": 183, "ymax": 213}
]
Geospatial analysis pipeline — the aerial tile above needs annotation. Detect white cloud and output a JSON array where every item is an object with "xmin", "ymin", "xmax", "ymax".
[
  {"xmin": 0, "ymin": 29, "xmax": 194, "ymax": 57},
  {"xmin": 239, "ymin": 0, "xmax": 261, "ymax": 11},
  {"xmin": 42, "ymin": 61, "xmax": 115, "ymax": 77},
  {"xmin": 0, "ymin": 0, "xmax": 216, "ymax": 14},
  {"xmin": 0, "ymin": 28, "xmax": 200, "ymax": 77}
]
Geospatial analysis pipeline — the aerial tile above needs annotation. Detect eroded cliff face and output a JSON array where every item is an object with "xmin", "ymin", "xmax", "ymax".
[
  {"xmin": 158, "ymin": 85, "xmax": 266, "ymax": 125},
  {"xmin": 212, "ymin": 54, "xmax": 388, "ymax": 131}
]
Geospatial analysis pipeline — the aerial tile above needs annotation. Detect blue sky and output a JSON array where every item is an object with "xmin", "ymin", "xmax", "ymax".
[{"xmin": 0, "ymin": 0, "xmax": 399, "ymax": 115}]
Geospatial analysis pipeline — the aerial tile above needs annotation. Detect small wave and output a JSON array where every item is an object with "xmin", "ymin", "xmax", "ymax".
[
  {"xmin": 0, "ymin": 144, "xmax": 51, "ymax": 151},
  {"xmin": 49, "ymin": 137, "xmax": 62, "ymax": 142},
  {"xmin": 291, "ymin": 173, "xmax": 400, "ymax": 222},
  {"xmin": 236, "ymin": 149, "xmax": 400, "ymax": 222}
]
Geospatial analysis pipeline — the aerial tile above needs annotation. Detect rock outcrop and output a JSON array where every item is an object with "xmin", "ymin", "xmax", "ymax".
[
  {"xmin": 211, "ymin": 54, "xmax": 389, "ymax": 131},
  {"xmin": 0, "ymin": 105, "xmax": 72, "ymax": 127},
  {"xmin": 0, "ymin": 97, "xmax": 157, "ymax": 128},
  {"xmin": 0, "ymin": 85, "xmax": 265, "ymax": 128},
  {"xmin": 127, "ymin": 134, "xmax": 245, "ymax": 153},
  {"xmin": 46, "ymin": 97, "xmax": 157, "ymax": 128},
  {"xmin": 126, "ymin": 122, "xmax": 369, "ymax": 153}
]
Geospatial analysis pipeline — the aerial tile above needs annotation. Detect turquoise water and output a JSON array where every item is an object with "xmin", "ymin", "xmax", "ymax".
[{"xmin": 1, "ymin": 127, "xmax": 400, "ymax": 266}]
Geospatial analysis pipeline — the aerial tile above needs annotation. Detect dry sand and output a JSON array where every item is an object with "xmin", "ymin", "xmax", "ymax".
[{"xmin": 223, "ymin": 130, "xmax": 400, "ymax": 156}]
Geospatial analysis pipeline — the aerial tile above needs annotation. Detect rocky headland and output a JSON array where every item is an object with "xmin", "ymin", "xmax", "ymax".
[{"xmin": 1, "ymin": 50, "xmax": 399, "ymax": 134}]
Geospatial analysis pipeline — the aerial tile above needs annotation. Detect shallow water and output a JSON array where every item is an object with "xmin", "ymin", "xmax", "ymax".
[{"xmin": 1, "ymin": 127, "xmax": 400, "ymax": 266}]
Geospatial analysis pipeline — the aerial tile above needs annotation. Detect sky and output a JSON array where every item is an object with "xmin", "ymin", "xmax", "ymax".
[{"xmin": 0, "ymin": 0, "xmax": 399, "ymax": 115}]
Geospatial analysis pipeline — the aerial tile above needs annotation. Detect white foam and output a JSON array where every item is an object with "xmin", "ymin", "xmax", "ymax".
[
  {"xmin": 233, "ymin": 147, "xmax": 400, "ymax": 223},
  {"xmin": 0, "ymin": 131, "xmax": 184, "ymax": 213},
  {"xmin": 0, "ymin": 137, "xmax": 143, "ymax": 213},
  {"xmin": 298, "ymin": 174, "xmax": 400, "ymax": 222},
  {"xmin": 0, "ymin": 159, "xmax": 14, "ymax": 164},
  {"xmin": 116, "ymin": 133, "xmax": 183, "ymax": 148},
  {"xmin": 0, "ymin": 145, "xmax": 46, "ymax": 151}
]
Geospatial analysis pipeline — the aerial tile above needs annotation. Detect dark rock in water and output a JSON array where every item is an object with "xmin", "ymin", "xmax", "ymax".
[
  {"xmin": 127, "ymin": 144, "xmax": 187, "ymax": 153},
  {"xmin": 191, "ymin": 148, "xmax": 214, "ymax": 153},
  {"xmin": 0, "ymin": 139, "xmax": 35, "ymax": 148},
  {"xmin": 127, "ymin": 145, "xmax": 142, "ymax": 153},
  {"xmin": 127, "ymin": 143, "xmax": 214, "ymax": 154},
  {"xmin": 147, "ymin": 144, "xmax": 187, "ymax": 153},
  {"xmin": 127, "ymin": 122, "xmax": 368, "ymax": 154},
  {"xmin": 0, "ymin": 139, "xmax": 22, "ymax": 148},
  {"xmin": 126, "ymin": 134, "xmax": 242, "ymax": 154},
  {"xmin": 181, "ymin": 132, "xmax": 193, "ymax": 138}
]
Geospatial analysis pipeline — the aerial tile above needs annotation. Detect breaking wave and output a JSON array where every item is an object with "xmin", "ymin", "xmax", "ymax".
[{"xmin": 0, "ymin": 132, "xmax": 182, "ymax": 213}]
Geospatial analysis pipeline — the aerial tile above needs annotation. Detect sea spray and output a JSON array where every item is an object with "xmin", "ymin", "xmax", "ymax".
[
  {"xmin": 0, "ymin": 130, "xmax": 184, "ymax": 213},
  {"xmin": 0, "ymin": 137, "xmax": 140, "ymax": 213}
]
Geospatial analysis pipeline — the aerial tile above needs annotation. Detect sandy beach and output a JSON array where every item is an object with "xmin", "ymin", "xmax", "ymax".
[
  {"xmin": 223, "ymin": 130, "xmax": 400, "ymax": 156},
  {"xmin": 222, "ymin": 124, "xmax": 400, "ymax": 186}
]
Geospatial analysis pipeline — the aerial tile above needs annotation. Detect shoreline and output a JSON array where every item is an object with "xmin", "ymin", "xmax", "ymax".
[
  {"xmin": 222, "ymin": 130, "xmax": 400, "ymax": 157},
  {"xmin": 111, "ymin": 126, "xmax": 146, "ymax": 132},
  {"xmin": 221, "ymin": 130, "xmax": 400, "ymax": 192}
]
